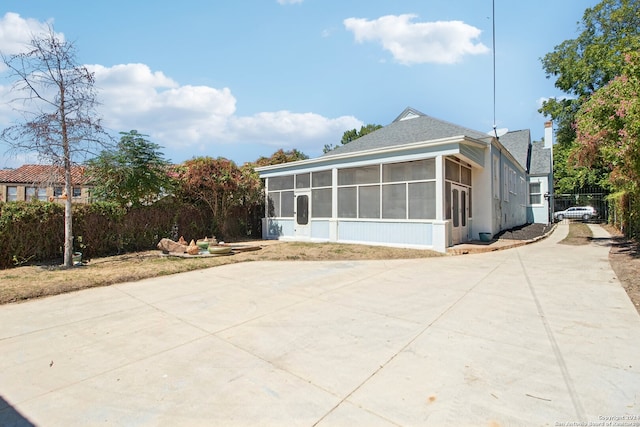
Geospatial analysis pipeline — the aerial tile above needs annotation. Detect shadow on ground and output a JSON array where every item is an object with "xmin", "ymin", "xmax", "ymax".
[{"xmin": 0, "ymin": 395, "xmax": 35, "ymax": 427}]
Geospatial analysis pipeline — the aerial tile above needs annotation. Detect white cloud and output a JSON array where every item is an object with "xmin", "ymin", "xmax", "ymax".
[
  {"xmin": 89, "ymin": 63, "xmax": 237, "ymax": 144},
  {"xmin": 0, "ymin": 13, "xmax": 362, "ymax": 165},
  {"xmin": 0, "ymin": 12, "xmax": 61, "ymax": 55},
  {"xmin": 229, "ymin": 111, "xmax": 362, "ymax": 149},
  {"xmin": 89, "ymin": 63, "xmax": 361, "ymax": 159},
  {"xmin": 344, "ymin": 14, "xmax": 489, "ymax": 65},
  {"xmin": 0, "ymin": 13, "xmax": 63, "ymax": 73}
]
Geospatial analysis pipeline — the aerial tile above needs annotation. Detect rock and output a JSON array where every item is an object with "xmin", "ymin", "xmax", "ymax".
[
  {"xmin": 157, "ymin": 238, "xmax": 187, "ymax": 253},
  {"xmin": 186, "ymin": 239, "xmax": 200, "ymax": 255}
]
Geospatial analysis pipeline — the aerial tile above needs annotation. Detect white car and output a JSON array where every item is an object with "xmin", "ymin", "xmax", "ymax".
[{"xmin": 553, "ymin": 206, "xmax": 598, "ymax": 221}]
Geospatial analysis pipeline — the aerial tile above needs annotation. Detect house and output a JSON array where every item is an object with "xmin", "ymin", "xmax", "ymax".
[
  {"xmin": 0, "ymin": 164, "xmax": 92, "ymax": 204},
  {"xmin": 255, "ymin": 107, "xmax": 553, "ymax": 253},
  {"xmin": 527, "ymin": 122, "xmax": 554, "ymax": 224}
]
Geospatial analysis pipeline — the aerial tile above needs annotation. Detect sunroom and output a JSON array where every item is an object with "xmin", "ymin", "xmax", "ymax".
[{"xmin": 257, "ymin": 141, "xmax": 483, "ymax": 253}]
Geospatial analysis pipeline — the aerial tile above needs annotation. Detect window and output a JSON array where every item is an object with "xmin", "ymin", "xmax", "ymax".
[
  {"xmin": 452, "ymin": 189, "xmax": 459, "ymax": 227},
  {"xmin": 529, "ymin": 182, "xmax": 542, "ymax": 205},
  {"xmin": 503, "ymin": 164, "xmax": 509, "ymax": 202},
  {"xmin": 312, "ymin": 188, "xmax": 332, "ymax": 217},
  {"xmin": 267, "ymin": 175, "xmax": 295, "ymax": 217},
  {"xmin": 312, "ymin": 170, "xmax": 332, "ymax": 187},
  {"xmin": 445, "ymin": 159, "xmax": 460, "ymax": 182},
  {"xmin": 26, "ymin": 187, "xmax": 47, "ymax": 201},
  {"xmin": 54, "ymin": 187, "xmax": 63, "ymax": 196},
  {"xmin": 72, "ymin": 187, "xmax": 82, "ymax": 198},
  {"xmin": 296, "ymin": 173, "xmax": 310, "ymax": 189},
  {"xmin": 281, "ymin": 191, "xmax": 294, "ymax": 217},
  {"xmin": 408, "ymin": 182, "xmax": 436, "ymax": 219},
  {"xmin": 267, "ymin": 194, "xmax": 280, "ymax": 217},
  {"xmin": 360, "ymin": 185, "xmax": 380, "ymax": 218},
  {"xmin": 26, "ymin": 187, "xmax": 36, "ymax": 201},
  {"xmin": 492, "ymin": 155, "xmax": 500, "ymax": 199},
  {"xmin": 445, "ymin": 182, "xmax": 452, "ymax": 220},
  {"xmin": 383, "ymin": 159, "xmax": 435, "ymax": 182},
  {"xmin": 7, "ymin": 186, "xmax": 17, "ymax": 201},
  {"xmin": 311, "ymin": 170, "xmax": 332, "ymax": 218},
  {"xmin": 338, "ymin": 187, "xmax": 357, "ymax": 218},
  {"xmin": 296, "ymin": 195, "xmax": 309, "ymax": 225},
  {"xmin": 461, "ymin": 190, "xmax": 467, "ymax": 227},
  {"xmin": 269, "ymin": 175, "xmax": 294, "ymax": 191},
  {"xmin": 382, "ymin": 184, "xmax": 405, "ymax": 219},
  {"xmin": 460, "ymin": 165, "xmax": 471, "ymax": 186},
  {"xmin": 337, "ymin": 159, "xmax": 437, "ymax": 220},
  {"xmin": 267, "ymin": 190, "xmax": 294, "ymax": 217},
  {"xmin": 338, "ymin": 165, "xmax": 379, "ymax": 185}
]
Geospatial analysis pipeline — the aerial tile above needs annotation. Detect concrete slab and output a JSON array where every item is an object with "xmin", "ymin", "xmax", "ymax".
[{"xmin": 1, "ymin": 223, "xmax": 639, "ymax": 426}]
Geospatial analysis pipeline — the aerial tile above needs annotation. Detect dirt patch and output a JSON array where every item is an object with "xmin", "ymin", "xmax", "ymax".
[
  {"xmin": 495, "ymin": 223, "xmax": 554, "ymax": 241},
  {"xmin": 603, "ymin": 225, "xmax": 640, "ymax": 314}
]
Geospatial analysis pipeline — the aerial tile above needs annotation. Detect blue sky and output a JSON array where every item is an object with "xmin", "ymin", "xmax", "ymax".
[{"xmin": 0, "ymin": 0, "xmax": 599, "ymax": 168}]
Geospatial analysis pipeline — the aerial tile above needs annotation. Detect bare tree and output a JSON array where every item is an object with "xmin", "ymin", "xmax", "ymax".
[{"xmin": 1, "ymin": 26, "xmax": 110, "ymax": 267}]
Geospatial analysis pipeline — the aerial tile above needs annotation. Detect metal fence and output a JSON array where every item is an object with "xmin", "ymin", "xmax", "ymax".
[{"xmin": 553, "ymin": 190, "xmax": 609, "ymax": 223}]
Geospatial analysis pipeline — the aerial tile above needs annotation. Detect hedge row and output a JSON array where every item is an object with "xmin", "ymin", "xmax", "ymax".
[
  {"xmin": 609, "ymin": 192, "xmax": 640, "ymax": 240},
  {"xmin": 0, "ymin": 199, "xmax": 220, "ymax": 269}
]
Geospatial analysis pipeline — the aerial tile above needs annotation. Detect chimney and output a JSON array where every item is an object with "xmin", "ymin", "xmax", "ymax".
[{"xmin": 544, "ymin": 121, "xmax": 553, "ymax": 149}]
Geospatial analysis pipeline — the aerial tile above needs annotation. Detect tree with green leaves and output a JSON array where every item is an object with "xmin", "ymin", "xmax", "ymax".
[
  {"xmin": 574, "ymin": 52, "xmax": 640, "ymax": 194},
  {"xmin": 540, "ymin": 0, "xmax": 640, "ymax": 191},
  {"xmin": 1, "ymin": 26, "xmax": 109, "ymax": 267},
  {"xmin": 323, "ymin": 124, "xmax": 382, "ymax": 153},
  {"xmin": 87, "ymin": 130, "xmax": 174, "ymax": 207},
  {"xmin": 176, "ymin": 156, "xmax": 262, "ymax": 238},
  {"xmin": 253, "ymin": 148, "xmax": 308, "ymax": 167},
  {"xmin": 573, "ymin": 52, "xmax": 640, "ymax": 237}
]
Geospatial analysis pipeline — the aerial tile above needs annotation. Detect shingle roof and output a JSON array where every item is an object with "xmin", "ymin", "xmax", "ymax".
[
  {"xmin": 529, "ymin": 141, "xmax": 551, "ymax": 175},
  {"xmin": 0, "ymin": 164, "xmax": 89, "ymax": 185},
  {"xmin": 323, "ymin": 107, "xmax": 491, "ymax": 156},
  {"xmin": 498, "ymin": 129, "xmax": 531, "ymax": 171}
]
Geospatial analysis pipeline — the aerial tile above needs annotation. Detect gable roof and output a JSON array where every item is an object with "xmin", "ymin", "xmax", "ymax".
[
  {"xmin": 529, "ymin": 141, "xmax": 551, "ymax": 175},
  {"xmin": 0, "ymin": 164, "xmax": 90, "ymax": 186},
  {"xmin": 498, "ymin": 129, "xmax": 531, "ymax": 172},
  {"xmin": 324, "ymin": 107, "xmax": 491, "ymax": 156}
]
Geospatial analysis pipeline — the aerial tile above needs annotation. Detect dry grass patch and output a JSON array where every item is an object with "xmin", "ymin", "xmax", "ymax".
[
  {"xmin": 559, "ymin": 222, "xmax": 593, "ymax": 245},
  {"xmin": 0, "ymin": 241, "xmax": 441, "ymax": 305}
]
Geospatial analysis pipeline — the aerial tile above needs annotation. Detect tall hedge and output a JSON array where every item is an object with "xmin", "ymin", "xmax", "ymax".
[{"xmin": 0, "ymin": 198, "xmax": 223, "ymax": 269}]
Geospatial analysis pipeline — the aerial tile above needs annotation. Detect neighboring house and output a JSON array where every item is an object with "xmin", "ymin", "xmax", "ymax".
[
  {"xmin": 527, "ymin": 122, "xmax": 554, "ymax": 224},
  {"xmin": 255, "ymin": 107, "xmax": 553, "ymax": 253},
  {"xmin": 0, "ymin": 164, "xmax": 92, "ymax": 204}
]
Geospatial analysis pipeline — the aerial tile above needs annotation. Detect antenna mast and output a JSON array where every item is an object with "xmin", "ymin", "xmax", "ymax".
[{"xmin": 492, "ymin": 0, "xmax": 498, "ymax": 139}]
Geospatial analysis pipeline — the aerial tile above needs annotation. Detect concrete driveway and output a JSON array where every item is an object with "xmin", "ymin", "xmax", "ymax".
[{"xmin": 1, "ymin": 223, "xmax": 639, "ymax": 426}]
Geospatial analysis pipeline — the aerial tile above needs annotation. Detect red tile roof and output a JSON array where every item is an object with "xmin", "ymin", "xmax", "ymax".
[{"xmin": 0, "ymin": 164, "xmax": 90, "ymax": 185}]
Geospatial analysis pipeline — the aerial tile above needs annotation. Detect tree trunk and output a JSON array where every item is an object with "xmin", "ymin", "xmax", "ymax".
[{"xmin": 63, "ymin": 162, "xmax": 73, "ymax": 267}]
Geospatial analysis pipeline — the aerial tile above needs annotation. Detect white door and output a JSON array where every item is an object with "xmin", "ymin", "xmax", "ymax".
[
  {"xmin": 294, "ymin": 191, "xmax": 311, "ymax": 238},
  {"xmin": 451, "ymin": 184, "xmax": 469, "ymax": 244}
]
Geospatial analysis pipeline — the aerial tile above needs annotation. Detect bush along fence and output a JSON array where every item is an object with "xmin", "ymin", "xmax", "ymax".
[
  {"xmin": 609, "ymin": 191, "xmax": 640, "ymax": 240},
  {"xmin": 0, "ymin": 198, "xmax": 261, "ymax": 269}
]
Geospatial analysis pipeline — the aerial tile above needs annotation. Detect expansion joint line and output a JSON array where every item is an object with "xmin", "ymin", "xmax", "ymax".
[
  {"xmin": 515, "ymin": 248, "xmax": 586, "ymax": 421},
  {"xmin": 312, "ymin": 256, "xmax": 511, "ymax": 427}
]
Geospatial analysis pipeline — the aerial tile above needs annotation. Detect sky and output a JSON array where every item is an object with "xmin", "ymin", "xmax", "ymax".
[{"xmin": 0, "ymin": 0, "xmax": 600, "ymax": 168}]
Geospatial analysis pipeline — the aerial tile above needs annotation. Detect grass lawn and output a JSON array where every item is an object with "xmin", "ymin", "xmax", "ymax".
[{"xmin": 0, "ymin": 241, "xmax": 442, "ymax": 305}]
